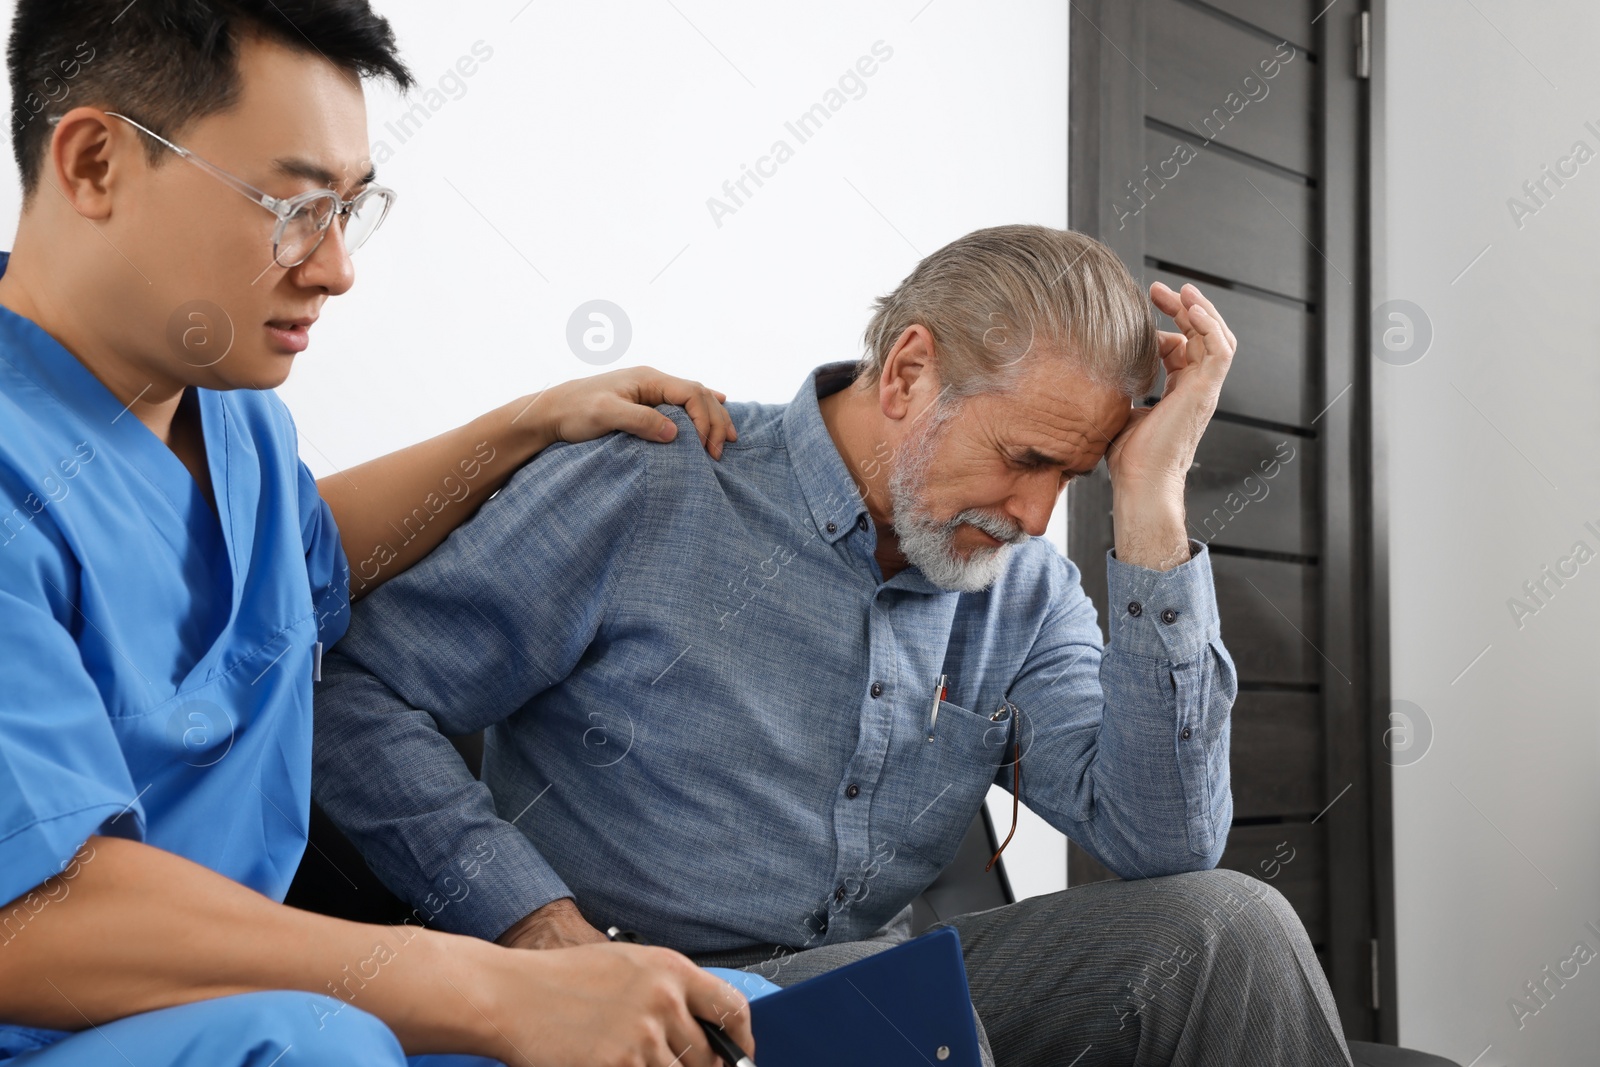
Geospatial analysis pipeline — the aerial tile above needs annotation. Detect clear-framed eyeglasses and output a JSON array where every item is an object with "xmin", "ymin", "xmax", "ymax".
[{"xmin": 99, "ymin": 110, "xmax": 396, "ymax": 268}]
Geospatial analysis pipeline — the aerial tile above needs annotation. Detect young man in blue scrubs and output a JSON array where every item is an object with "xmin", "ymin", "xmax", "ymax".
[{"xmin": 0, "ymin": 2, "xmax": 756, "ymax": 1065}]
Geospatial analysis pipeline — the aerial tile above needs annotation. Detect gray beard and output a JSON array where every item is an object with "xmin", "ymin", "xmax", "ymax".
[{"xmin": 886, "ymin": 404, "xmax": 1027, "ymax": 593}]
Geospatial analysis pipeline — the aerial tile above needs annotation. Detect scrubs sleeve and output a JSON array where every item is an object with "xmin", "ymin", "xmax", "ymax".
[
  {"xmin": 296, "ymin": 458, "xmax": 350, "ymax": 649},
  {"xmin": 0, "ymin": 534, "xmax": 143, "ymax": 909}
]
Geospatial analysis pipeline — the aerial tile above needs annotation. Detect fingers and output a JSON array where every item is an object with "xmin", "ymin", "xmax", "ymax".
[
  {"xmin": 1155, "ymin": 329, "xmax": 1187, "ymax": 373},
  {"xmin": 1186, "ymin": 304, "xmax": 1234, "ymax": 366},
  {"xmin": 1149, "ymin": 280, "xmax": 1185, "ymax": 319},
  {"xmin": 1175, "ymin": 283, "xmax": 1237, "ymax": 353},
  {"xmin": 1150, "ymin": 281, "xmax": 1237, "ymax": 355},
  {"xmin": 630, "ymin": 368, "xmax": 738, "ymax": 460},
  {"xmin": 657, "ymin": 1010, "xmax": 716, "ymax": 1067},
  {"xmin": 610, "ymin": 946, "xmax": 723, "ymax": 1067},
  {"xmin": 684, "ymin": 967, "xmax": 756, "ymax": 1060},
  {"xmin": 643, "ymin": 952, "xmax": 750, "ymax": 1067},
  {"xmin": 626, "ymin": 996, "xmax": 709, "ymax": 1067},
  {"xmin": 1151, "ymin": 279, "xmax": 1201, "ymax": 338},
  {"xmin": 606, "ymin": 396, "xmax": 679, "ymax": 445},
  {"xmin": 681, "ymin": 389, "xmax": 737, "ymax": 460}
]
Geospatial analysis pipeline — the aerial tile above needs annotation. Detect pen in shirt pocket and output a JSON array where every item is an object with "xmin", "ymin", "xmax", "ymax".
[{"xmin": 927, "ymin": 673, "xmax": 948, "ymax": 741}]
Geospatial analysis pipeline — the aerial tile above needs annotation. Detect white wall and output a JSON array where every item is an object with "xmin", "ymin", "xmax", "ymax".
[
  {"xmin": 1375, "ymin": 2, "xmax": 1600, "ymax": 1062},
  {"xmin": 0, "ymin": 1, "xmax": 1072, "ymax": 899},
  {"xmin": 282, "ymin": 0, "xmax": 1069, "ymax": 452}
]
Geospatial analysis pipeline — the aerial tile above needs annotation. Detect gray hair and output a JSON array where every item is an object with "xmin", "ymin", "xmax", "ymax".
[{"xmin": 858, "ymin": 225, "xmax": 1159, "ymax": 401}]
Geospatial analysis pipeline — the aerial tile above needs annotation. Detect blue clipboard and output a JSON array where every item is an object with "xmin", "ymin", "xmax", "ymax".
[{"xmin": 748, "ymin": 926, "xmax": 983, "ymax": 1066}]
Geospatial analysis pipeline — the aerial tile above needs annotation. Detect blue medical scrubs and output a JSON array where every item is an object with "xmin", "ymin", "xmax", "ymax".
[{"xmin": 0, "ymin": 253, "xmax": 496, "ymax": 1067}]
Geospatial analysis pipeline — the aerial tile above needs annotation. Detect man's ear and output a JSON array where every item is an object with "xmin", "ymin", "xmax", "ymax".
[
  {"xmin": 44, "ymin": 108, "xmax": 125, "ymax": 221},
  {"xmin": 878, "ymin": 324, "xmax": 941, "ymax": 422}
]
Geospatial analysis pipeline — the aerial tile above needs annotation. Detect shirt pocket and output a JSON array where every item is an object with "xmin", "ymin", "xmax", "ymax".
[{"xmin": 888, "ymin": 697, "xmax": 1012, "ymax": 871}]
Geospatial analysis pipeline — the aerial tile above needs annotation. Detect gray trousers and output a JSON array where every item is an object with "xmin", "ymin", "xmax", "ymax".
[{"xmin": 692, "ymin": 869, "xmax": 1353, "ymax": 1067}]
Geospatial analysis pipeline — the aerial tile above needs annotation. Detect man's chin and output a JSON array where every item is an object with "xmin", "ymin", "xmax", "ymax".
[
  {"xmin": 206, "ymin": 352, "xmax": 297, "ymax": 391},
  {"xmin": 916, "ymin": 542, "xmax": 1015, "ymax": 593},
  {"xmin": 890, "ymin": 500, "xmax": 1020, "ymax": 591}
]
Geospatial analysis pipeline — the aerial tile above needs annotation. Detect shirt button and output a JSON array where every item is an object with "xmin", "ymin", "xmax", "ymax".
[
  {"xmin": 1127, "ymin": 601, "xmax": 1142, "ymax": 617},
  {"xmin": 870, "ymin": 681, "xmax": 884, "ymax": 698},
  {"xmin": 1180, "ymin": 726, "xmax": 1193, "ymax": 740},
  {"xmin": 1160, "ymin": 608, "xmax": 1178, "ymax": 625},
  {"xmin": 856, "ymin": 514, "xmax": 869, "ymax": 532},
  {"xmin": 845, "ymin": 783, "xmax": 860, "ymax": 799},
  {"xmin": 826, "ymin": 521, "xmax": 837, "ymax": 534},
  {"xmin": 834, "ymin": 884, "xmax": 847, "ymax": 903}
]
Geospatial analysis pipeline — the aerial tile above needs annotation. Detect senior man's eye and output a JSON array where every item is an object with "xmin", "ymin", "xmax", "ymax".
[{"xmin": 1008, "ymin": 450, "xmax": 1054, "ymax": 471}]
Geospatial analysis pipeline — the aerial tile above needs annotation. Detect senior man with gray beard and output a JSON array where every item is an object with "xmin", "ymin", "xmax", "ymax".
[{"xmin": 314, "ymin": 225, "xmax": 1352, "ymax": 1067}]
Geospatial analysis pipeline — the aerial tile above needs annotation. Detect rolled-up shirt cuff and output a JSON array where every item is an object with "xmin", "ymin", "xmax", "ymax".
[{"xmin": 1104, "ymin": 540, "xmax": 1221, "ymax": 664}]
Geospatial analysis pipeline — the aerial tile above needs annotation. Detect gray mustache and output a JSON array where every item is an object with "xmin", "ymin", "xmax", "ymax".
[{"xmin": 951, "ymin": 508, "xmax": 1026, "ymax": 546}]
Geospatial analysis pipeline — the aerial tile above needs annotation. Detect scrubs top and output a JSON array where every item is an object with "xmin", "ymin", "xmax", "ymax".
[{"xmin": 0, "ymin": 253, "xmax": 350, "ymax": 1058}]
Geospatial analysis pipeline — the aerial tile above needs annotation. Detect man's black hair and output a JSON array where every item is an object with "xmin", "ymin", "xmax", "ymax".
[{"xmin": 8, "ymin": 0, "xmax": 415, "ymax": 197}]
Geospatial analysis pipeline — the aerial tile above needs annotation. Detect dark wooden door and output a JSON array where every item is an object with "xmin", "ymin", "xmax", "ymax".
[{"xmin": 1065, "ymin": 0, "xmax": 1393, "ymax": 1042}]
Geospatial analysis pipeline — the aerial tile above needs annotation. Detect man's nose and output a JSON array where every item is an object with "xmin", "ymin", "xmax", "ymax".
[
  {"xmin": 293, "ymin": 221, "xmax": 357, "ymax": 296},
  {"xmin": 1009, "ymin": 472, "xmax": 1059, "ymax": 538}
]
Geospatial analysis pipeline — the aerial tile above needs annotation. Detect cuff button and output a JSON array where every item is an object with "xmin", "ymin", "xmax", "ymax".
[
  {"xmin": 1160, "ymin": 608, "xmax": 1178, "ymax": 625},
  {"xmin": 1127, "ymin": 601, "xmax": 1143, "ymax": 617}
]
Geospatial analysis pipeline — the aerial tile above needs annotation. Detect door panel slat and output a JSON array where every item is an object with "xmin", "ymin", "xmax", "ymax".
[
  {"xmin": 1188, "ymin": 421, "xmax": 1315, "ymax": 556},
  {"xmin": 1141, "ymin": 128, "xmax": 1317, "ymax": 299},
  {"xmin": 1200, "ymin": 0, "xmax": 1315, "ymax": 50},
  {"xmin": 1211, "ymin": 554, "xmax": 1319, "ymax": 684},
  {"xmin": 1231, "ymin": 692, "xmax": 1324, "ymax": 817},
  {"xmin": 1147, "ymin": 0, "xmax": 1315, "ymax": 175}
]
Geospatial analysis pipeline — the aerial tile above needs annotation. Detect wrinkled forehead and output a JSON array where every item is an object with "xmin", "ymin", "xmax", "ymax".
[{"xmin": 961, "ymin": 361, "xmax": 1133, "ymax": 467}]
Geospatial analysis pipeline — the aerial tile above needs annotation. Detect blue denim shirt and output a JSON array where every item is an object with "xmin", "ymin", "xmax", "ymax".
[{"xmin": 313, "ymin": 362, "xmax": 1236, "ymax": 953}]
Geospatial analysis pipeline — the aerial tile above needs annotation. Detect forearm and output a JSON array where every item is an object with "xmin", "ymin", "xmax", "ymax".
[
  {"xmin": 1111, "ymin": 487, "xmax": 1191, "ymax": 572},
  {"xmin": 0, "ymin": 836, "xmax": 500, "ymax": 1057},
  {"xmin": 314, "ymin": 653, "xmax": 573, "ymax": 941},
  {"xmin": 1092, "ymin": 542, "xmax": 1235, "ymax": 871},
  {"xmin": 320, "ymin": 392, "xmax": 553, "ymax": 599},
  {"xmin": 1091, "ymin": 645, "xmax": 1235, "ymax": 874},
  {"xmin": 1014, "ymin": 544, "xmax": 1233, "ymax": 876}
]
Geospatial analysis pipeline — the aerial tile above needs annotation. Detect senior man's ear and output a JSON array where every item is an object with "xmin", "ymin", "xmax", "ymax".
[{"xmin": 877, "ymin": 324, "xmax": 941, "ymax": 421}]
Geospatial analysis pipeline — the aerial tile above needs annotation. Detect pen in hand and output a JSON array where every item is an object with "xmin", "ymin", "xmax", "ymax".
[{"xmin": 605, "ymin": 926, "xmax": 759, "ymax": 1067}]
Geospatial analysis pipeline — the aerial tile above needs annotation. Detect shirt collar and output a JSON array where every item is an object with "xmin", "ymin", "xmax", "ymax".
[{"xmin": 783, "ymin": 362, "xmax": 871, "ymax": 546}]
